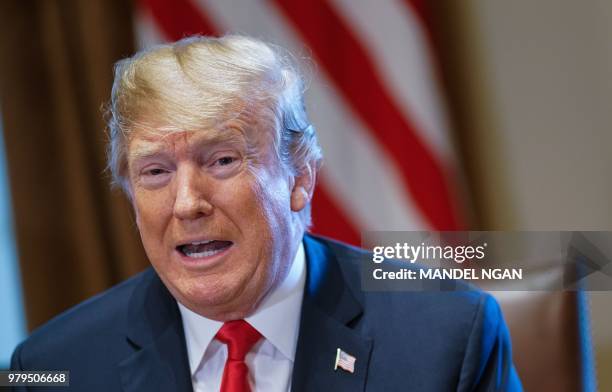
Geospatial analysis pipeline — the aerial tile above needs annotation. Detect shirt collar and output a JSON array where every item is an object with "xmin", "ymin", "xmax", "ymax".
[{"xmin": 178, "ymin": 241, "xmax": 306, "ymax": 375}]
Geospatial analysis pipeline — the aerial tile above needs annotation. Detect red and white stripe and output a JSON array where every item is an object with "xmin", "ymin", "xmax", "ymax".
[{"xmin": 135, "ymin": 0, "xmax": 466, "ymax": 245}]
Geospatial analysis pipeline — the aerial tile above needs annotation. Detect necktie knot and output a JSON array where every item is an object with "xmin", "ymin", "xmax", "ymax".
[{"xmin": 215, "ymin": 320, "xmax": 262, "ymax": 361}]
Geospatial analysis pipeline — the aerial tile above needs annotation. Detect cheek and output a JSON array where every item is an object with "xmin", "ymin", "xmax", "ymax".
[
  {"xmin": 217, "ymin": 171, "xmax": 289, "ymax": 237},
  {"xmin": 133, "ymin": 190, "xmax": 173, "ymax": 237},
  {"xmin": 251, "ymin": 175, "xmax": 293, "ymax": 235}
]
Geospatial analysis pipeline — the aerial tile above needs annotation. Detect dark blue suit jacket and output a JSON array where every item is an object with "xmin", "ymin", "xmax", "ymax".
[{"xmin": 11, "ymin": 234, "xmax": 522, "ymax": 391}]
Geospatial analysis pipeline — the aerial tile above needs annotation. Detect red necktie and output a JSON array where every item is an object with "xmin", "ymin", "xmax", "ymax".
[{"xmin": 215, "ymin": 320, "xmax": 262, "ymax": 392}]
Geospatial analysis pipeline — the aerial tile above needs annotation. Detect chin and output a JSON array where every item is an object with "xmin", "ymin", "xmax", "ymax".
[{"xmin": 177, "ymin": 278, "xmax": 261, "ymax": 319}]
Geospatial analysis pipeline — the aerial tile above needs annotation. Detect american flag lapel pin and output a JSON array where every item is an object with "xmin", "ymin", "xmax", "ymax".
[{"xmin": 334, "ymin": 348, "xmax": 356, "ymax": 374}]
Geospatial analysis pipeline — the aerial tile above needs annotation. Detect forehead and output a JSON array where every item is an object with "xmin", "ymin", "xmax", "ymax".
[
  {"xmin": 128, "ymin": 127, "xmax": 240, "ymax": 155},
  {"xmin": 126, "ymin": 118, "xmax": 277, "ymax": 160}
]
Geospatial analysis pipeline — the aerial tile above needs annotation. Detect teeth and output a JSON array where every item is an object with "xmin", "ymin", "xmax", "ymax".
[
  {"xmin": 178, "ymin": 239, "xmax": 232, "ymax": 259},
  {"xmin": 184, "ymin": 247, "xmax": 225, "ymax": 258},
  {"xmin": 190, "ymin": 240, "xmax": 214, "ymax": 246}
]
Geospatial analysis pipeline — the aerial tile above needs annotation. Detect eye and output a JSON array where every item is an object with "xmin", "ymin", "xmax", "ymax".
[
  {"xmin": 216, "ymin": 156, "xmax": 236, "ymax": 166},
  {"xmin": 143, "ymin": 168, "xmax": 165, "ymax": 176},
  {"xmin": 208, "ymin": 152, "xmax": 242, "ymax": 178},
  {"xmin": 135, "ymin": 165, "xmax": 172, "ymax": 189}
]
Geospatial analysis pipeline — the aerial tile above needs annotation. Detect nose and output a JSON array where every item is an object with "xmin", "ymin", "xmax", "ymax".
[{"xmin": 173, "ymin": 164, "xmax": 214, "ymax": 220}]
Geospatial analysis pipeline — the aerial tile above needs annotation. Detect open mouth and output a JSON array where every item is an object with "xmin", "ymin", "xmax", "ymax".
[{"xmin": 177, "ymin": 240, "xmax": 233, "ymax": 259}]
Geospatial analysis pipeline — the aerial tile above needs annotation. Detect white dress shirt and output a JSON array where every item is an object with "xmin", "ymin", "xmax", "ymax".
[{"xmin": 178, "ymin": 243, "xmax": 306, "ymax": 392}]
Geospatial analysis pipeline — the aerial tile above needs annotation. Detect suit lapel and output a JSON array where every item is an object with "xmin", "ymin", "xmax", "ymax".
[
  {"xmin": 292, "ymin": 235, "xmax": 373, "ymax": 392},
  {"xmin": 118, "ymin": 270, "xmax": 193, "ymax": 392},
  {"xmin": 117, "ymin": 236, "xmax": 372, "ymax": 392}
]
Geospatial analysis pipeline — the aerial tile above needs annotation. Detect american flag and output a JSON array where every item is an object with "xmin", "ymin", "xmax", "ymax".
[
  {"xmin": 335, "ymin": 348, "xmax": 356, "ymax": 373},
  {"xmin": 134, "ymin": 0, "xmax": 466, "ymax": 245}
]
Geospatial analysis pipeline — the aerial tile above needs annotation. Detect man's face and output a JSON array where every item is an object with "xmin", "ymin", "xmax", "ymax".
[{"xmin": 126, "ymin": 119, "xmax": 306, "ymax": 320}]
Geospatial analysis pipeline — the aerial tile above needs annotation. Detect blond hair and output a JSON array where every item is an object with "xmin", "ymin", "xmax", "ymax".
[{"xmin": 106, "ymin": 35, "xmax": 322, "ymax": 226}]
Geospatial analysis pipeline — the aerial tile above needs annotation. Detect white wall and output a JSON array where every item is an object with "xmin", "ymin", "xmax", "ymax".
[{"xmin": 461, "ymin": 0, "xmax": 612, "ymax": 388}]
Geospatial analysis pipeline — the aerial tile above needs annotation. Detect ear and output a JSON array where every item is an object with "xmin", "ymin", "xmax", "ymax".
[{"xmin": 290, "ymin": 162, "xmax": 316, "ymax": 212}]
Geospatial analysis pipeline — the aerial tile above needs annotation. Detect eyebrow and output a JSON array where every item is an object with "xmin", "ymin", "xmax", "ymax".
[{"xmin": 128, "ymin": 129, "xmax": 248, "ymax": 162}]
